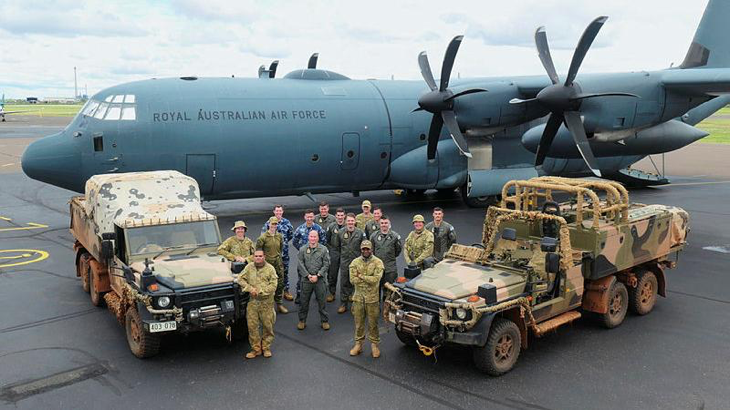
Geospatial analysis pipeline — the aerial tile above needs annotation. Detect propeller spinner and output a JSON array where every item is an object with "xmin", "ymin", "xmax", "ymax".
[
  {"xmin": 512, "ymin": 17, "xmax": 637, "ymax": 177},
  {"xmin": 415, "ymin": 36, "xmax": 487, "ymax": 160}
]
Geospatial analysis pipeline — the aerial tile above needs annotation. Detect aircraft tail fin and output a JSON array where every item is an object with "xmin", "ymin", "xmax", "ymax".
[{"xmin": 681, "ymin": 0, "xmax": 730, "ymax": 69}]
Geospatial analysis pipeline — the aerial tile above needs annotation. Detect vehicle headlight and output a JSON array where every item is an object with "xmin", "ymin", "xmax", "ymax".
[
  {"xmin": 455, "ymin": 308, "xmax": 468, "ymax": 320},
  {"xmin": 157, "ymin": 296, "xmax": 171, "ymax": 308}
]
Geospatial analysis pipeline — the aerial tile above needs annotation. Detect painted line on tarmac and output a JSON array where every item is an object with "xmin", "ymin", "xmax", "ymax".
[
  {"xmin": 0, "ymin": 308, "xmax": 100, "ymax": 334},
  {"xmin": 0, "ymin": 216, "xmax": 49, "ymax": 232},
  {"xmin": 0, "ymin": 249, "xmax": 49, "ymax": 268}
]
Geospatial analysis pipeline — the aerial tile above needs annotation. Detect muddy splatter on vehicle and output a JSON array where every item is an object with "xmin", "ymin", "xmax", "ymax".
[{"xmin": 385, "ymin": 177, "xmax": 688, "ymax": 375}]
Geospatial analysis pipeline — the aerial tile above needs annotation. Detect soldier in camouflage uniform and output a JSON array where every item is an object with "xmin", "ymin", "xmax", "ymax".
[
  {"xmin": 349, "ymin": 240, "xmax": 384, "ymax": 358},
  {"xmin": 370, "ymin": 214, "xmax": 402, "ymax": 294},
  {"xmin": 404, "ymin": 214, "xmax": 435, "ymax": 269},
  {"xmin": 218, "ymin": 220, "xmax": 254, "ymax": 262},
  {"xmin": 315, "ymin": 201, "xmax": 336, "ymax": 231},
  {"xmin": 331, "ymin": 213, "xmax": 367, "ymax": 313},
  {"xmin": 262, "ymin": 205, "xmax": 294, "ymax": 301},
  {"xmin": 297, "ymin": 230, "xmax": 331, "ymax": 330},
  {"xmin": 257, "ymin": 217, "xmax": 289, "ymax": 314},
  {"xmin": 325, "ymin": 208, "xmax": 346, "ymax": 302},
  {"xmin": 363, "ymin": 207, "xmax": 383, "ymax": 238},
  {"xmin": 355, "ymin": 200, "xmax": 374, "ymax": 230},
  {"xmin": 292, "ymin": 209, "xmax": 327, "ymax": 303},
  {"xmin": 425, "ymin": 207, "xmax": 457, "ymax": 262},
  {"xmin": 238, "ymin": 249, "xmax": 278, "ymax": 359}
]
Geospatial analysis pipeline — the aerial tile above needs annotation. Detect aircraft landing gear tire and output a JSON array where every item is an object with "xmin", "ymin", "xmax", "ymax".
[
  {"xmin": 600, "ymin": 281, "xmax": 628, "ymax": 329},
  {"xmin": 460, "ymin": 184, "xmax": 499, "ymax": 208},
  {"xmin": 473, "ymin": 318, "xmax": 521, "ymax": 376},
  {"xmin": 89, "ymin": 267, "xmax": 105, "ymax": 307},
  {"xmin": 125, "ymin": 308, "xmax": 161, "ymax": 358},
  {"xmin": 395, "ymin": 329, "xmax": 417, "ymax": 347},
  {"xmin": 628, "ymin": 269, "xmax": 658, "ymax": 315}
]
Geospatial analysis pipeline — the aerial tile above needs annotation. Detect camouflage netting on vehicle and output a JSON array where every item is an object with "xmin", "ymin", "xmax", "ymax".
[
  {"xmin": 84, "ymin": 171, "xmax": 214, "ymax": 235},
  {"xmin": 482, "ymin": 207, "xmax": 574, "ymax": 271}
]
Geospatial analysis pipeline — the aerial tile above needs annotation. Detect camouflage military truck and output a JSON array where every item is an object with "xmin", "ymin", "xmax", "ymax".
[
  {"xmin": 385, "ymin": 177, "xmax": 689, "ymax": 376},
  {"xmin": 70, "ymin": 171, "xmax": 247, "ymax": 358}
]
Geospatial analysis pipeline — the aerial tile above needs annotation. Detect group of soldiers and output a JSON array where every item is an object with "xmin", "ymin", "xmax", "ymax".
[{"xmin": 217, "ymin": 200, "xmax": 457, "ymax": 360}]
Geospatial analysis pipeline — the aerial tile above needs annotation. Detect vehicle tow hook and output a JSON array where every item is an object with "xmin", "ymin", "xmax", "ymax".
[
  {"xmin": 416, "ymin": 339, "xmax": 440, "ymax": 362},
  {"xmin": 225, "ymin": 325, "xmax": 232, "ymax": 343}
]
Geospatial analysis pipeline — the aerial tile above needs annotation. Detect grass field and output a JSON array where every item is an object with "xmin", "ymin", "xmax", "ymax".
[{"xmin": 4, "ymin": 104, "xmax": 83, "ymax": 117}]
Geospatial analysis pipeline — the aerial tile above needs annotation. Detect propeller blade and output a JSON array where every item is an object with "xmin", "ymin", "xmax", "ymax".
[
  {"xmin": 445, "ymin": 88, "xmax": 488, "ymax": 102},
  {"xmin": 510, "ymin": 97, "xmax": 537, "ymax": 105},
  {"xmin": 563, "ymin": 111, "xmax": 602, "ymax": 177},
  {"xmin": 427, "ymin": 114, "xmax": 444, "ymax": 160},
  {"xmin": 257, "ymin": 65, "xmax": 266, "ymax": 78},
  {"xmin": 440, "ymin": 35, "xmax": 464, "ymax": 92},
  {"xmin": 269, "ymin": 60, "xmax": 279, "ymax": 78},
  {"xmin": 411, "ymin": 107, "xmax": 425, "ymax": 113},
  {"xmin": 535, "ymin": 113, "xmax": 563, "ymax": 167},
  {"xmin": 571, "ymin": 92, "xmax": 638, "ymax": 101},
  {"xmin": 308, "ymin": 53, "xmax": 319, "ymax": 69},
  {"xmin": 441, "ymin": 110, "xmax": 472, "ymax": 158},
  {"xmin": 418, "ymin": 51, "xmax": 438, "ymax": 91},
  {"xmin": 565, "ymin": 16, "xmax": 608, "ymax": 86},
  {"xmin": 535, "ymin": 27, "xmax": 560, "ymax": 85}
]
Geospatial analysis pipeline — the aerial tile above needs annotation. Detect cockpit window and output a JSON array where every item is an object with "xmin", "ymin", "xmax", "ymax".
[{"xmin": 83, "ymin": 94, "xmax": 136, "ymax": 121}]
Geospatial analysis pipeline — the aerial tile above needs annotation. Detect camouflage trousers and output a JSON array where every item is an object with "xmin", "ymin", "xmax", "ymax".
[
  {"xmin": 339, "ymin": 258, "xmax": 355, "ymax": 307},
  {"xmin": 282, "ymin": 251, "xmax": 291, "ymax": 291},
  {"xmin": 298, "ymin": 279, "xmax": 328, "ymax": 323},
  {"xmin": 327, "ymin": 250, "xmax": 341, "ymax": 296},
  {"xmin": 352, "ymin": 300, "xmax": 380, "ymax": 344},
  {"xmin": 247, "ymin": 299, "xmax": 276, "ymax": 351},
  {"xmin": 266, "ymin": 257, "xmax": 285, "ymax": 305}
]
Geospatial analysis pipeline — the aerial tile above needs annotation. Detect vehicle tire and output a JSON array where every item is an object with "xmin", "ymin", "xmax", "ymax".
[
  {"xmin": 89, "ymin": 268, "xmax": 105, "ymax": 307},
  {"xmin": 395, "ymin": 328, "xmax": 417, "ymax": 347},
  {"xmin": 600, "ymin": 280, "xmax": 628, "ymax": 329},
  {"xmin": 232, "ymin": 318, "xmax": 249, "ymax": 341},
  {"xmin": 628, "ymin": 270, "xmax": 658, "ymax": 315},
  {"xmin": 473, "ymin": 318, "xmax": 521, "ymax": 376},
  {"xmin": 125, "ymin": 308, "xmax": 161, "ymax": 358},
  {"xmin": 78, "ymin": 254, "xmax": 90, "ymax": 293}
]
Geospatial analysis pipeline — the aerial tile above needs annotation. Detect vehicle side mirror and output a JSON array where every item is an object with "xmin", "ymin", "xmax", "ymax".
[
  {"xmin": 540, "ymin": 237, "xmax": 558, "ymax": 252},
  {"xmin": 545, "ymin": 252, "xmax": 560, "ymax": 274},
  {"xmin": 231, "ymin": 261, "xmax": 246, "ymax": 274},
  {"xmin": 501, "ymin": 228, "xmax": 517, "ymax": 241},
  {"xmin": 101, "ymin": 240, "xmax": 114, "ymax": 260}
]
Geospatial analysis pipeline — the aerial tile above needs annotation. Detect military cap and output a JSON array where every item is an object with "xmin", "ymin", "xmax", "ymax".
[
  {"xmin": 231, "ymin": 220, "xmax": 247, "ymax": 231},
  {"xmin": 412, "ymin": 214, "xmax": 425, "ymax": 223},
  {"xmin": 362, "ymin": 200, "xmax": 372, "ymax": 208},
  {"xmin": 268, "ymin": 216, "xmax": 279, "ymax": 225},
  {"xmin": 360, "ymin": 240, "xmax": 373, "ymax": 249}
]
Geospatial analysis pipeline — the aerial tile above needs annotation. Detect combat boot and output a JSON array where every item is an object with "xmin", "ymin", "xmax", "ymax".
[
  {"xmin": 371, "ymin": 343, "xmax": 381, "ymax": 358},
  {"xmin": 297, "ymin": 321, "xmax": 306, "ymax": 330},
  {"xmin": 349, "ymin": 341, "xmax": 362, "ymax": 356},
  {"xmin": 326, "ymin": 294, "xmax": 335, "ymax": 303},
  {"xmin": 263, "ymin": 349, "xmax": 272, "ymax": 358},
  {"xmin": 337, "ymin": 305, "xmax": 347, "ymax": 314},
  {"xmin": 245, "ymin": 349, "xmax": 262, "ymax": 359},
  {"xmin": 283, "ymin": 291, "xmax": 294, "ymax": 301},
  {"xmin": 277, "ymin": 304, "xmax": 289, "ymax": 314},
  {"xmin": 321, "ymin": 322, "xmax": 330, "ymax": 331}
]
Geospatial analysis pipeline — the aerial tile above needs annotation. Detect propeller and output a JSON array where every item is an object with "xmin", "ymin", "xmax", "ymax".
[
  {"xmin": 512, "ymin": 17, "xmax": 638, "ymax": 177},
  {"xmin": 257, "ymin": 60, "xmax": 279, "ymax": 79},
  {"xmin": 415, "ymin": 35, "xmax": 487, "ymax": 160},
  {"xmin": 308, "ymin": 53, "xmax": 319, "ymax": 69}
]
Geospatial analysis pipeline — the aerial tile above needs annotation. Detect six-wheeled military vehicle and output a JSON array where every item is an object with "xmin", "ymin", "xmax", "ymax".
[
  {"xmin": 70, "ymin": 171, "xmax": 247, "ymax": 358},
  {"xmin": 385, "ymin": 177, "xmax": 689, "ymax": 375}
]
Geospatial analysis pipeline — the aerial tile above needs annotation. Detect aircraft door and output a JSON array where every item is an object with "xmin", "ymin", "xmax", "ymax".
[
  {"xmin": 341, "ymin": 133, "xmax": 360, "ymax": 170},
  {"xmin": 186, "ymin": 154, "xmax": 216, "ymax": 196}
]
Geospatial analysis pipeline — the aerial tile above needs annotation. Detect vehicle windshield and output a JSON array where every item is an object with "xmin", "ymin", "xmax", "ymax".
[{"xmin": 126, "ymin": 221, "xmax": 220, "ymax": 256}]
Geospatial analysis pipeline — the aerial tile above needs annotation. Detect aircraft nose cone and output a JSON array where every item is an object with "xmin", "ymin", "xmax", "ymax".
[{"xmin": 22, "ymin": 132, "xmax": 83, "ymax": 192}]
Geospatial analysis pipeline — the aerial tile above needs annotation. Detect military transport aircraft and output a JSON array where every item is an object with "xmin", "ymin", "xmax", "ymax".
[{"xmin": 20, "ymin": 0, "xmax": 730, "ymax": 206}]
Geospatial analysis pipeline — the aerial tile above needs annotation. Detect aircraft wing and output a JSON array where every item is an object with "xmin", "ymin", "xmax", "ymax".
[
  {"xmin": 662, "ymin": 68, "xmax": 730, "ymax": 96},
  {"xmin": 1, "ymin": 110, "xmax": 27, "ymax": 114}
]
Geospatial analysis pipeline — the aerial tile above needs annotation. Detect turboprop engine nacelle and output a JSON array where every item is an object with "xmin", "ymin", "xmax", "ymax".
[{"xmin": 521, "ymin": 119, "xmax": 708, "ymax": 159}]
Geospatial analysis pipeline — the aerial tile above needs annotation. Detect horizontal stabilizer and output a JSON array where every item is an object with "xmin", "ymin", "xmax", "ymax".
[{"xmin": 662, "ymin": 68, "xmax": 730, "ymax": 96}]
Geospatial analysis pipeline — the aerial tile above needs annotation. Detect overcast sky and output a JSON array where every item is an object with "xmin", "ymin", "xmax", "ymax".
[{"xmin": 0, "ymin": 0, "xmax": 710, "ymax": 99}]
